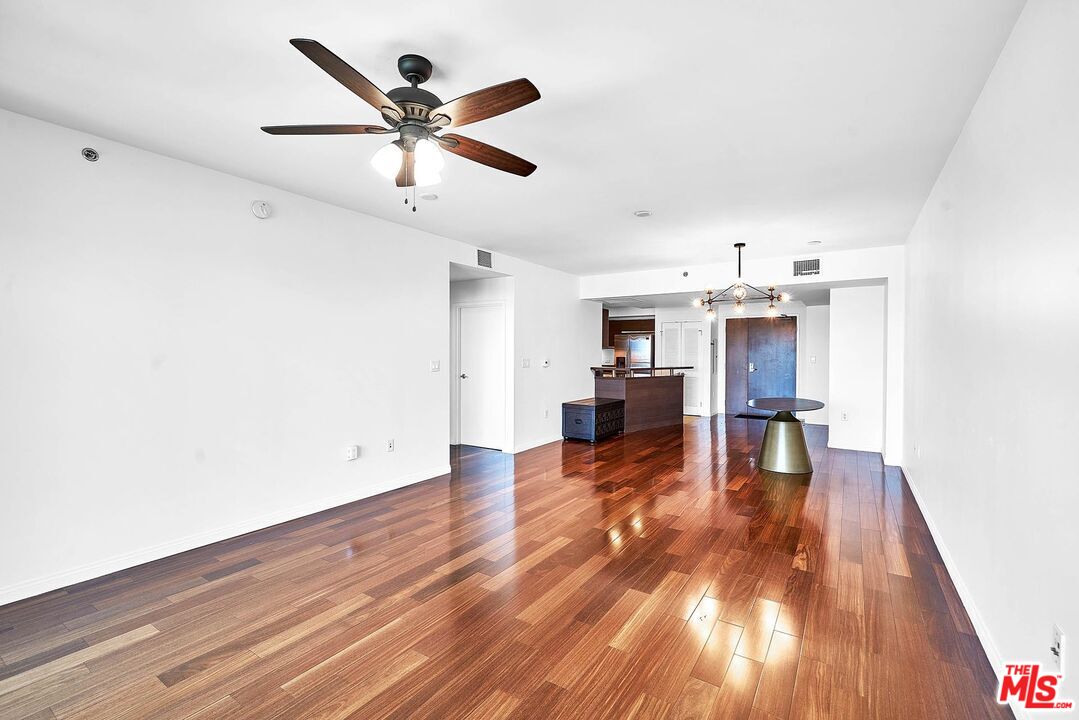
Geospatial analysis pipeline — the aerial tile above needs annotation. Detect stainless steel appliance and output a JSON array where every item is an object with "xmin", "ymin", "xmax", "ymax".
[{"xmin": 627, "ymin": 334, "xmax": 652, "ymax": 368}]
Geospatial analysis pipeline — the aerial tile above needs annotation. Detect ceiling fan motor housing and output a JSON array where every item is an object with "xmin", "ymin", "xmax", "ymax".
[{"xmin": 386, "ymin": 85, "xmax": 442, "ymax": 124}]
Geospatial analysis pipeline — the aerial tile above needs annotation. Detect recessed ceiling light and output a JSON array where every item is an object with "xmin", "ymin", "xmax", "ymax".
[
  {"xmin": 808, "ymin": 240, "xmax": 823, "ymax": 245},
  {"xmin": 633, "ymin": 210, "xmax": 653, "ymax": 218},
  {"xmin": 420, "ymin": 193, "xmax": 438, "ymax": 201}
]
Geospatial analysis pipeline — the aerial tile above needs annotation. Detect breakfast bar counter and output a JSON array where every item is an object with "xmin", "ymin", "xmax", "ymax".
[{"xmin": 590, "ymin": 367, "xmax": 689, "ymax": 433}]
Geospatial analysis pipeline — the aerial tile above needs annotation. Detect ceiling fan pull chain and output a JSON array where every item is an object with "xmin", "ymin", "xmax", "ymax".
[{"xmin": 412, "ymin": 185, "xmax": 417, "ymax": 212}]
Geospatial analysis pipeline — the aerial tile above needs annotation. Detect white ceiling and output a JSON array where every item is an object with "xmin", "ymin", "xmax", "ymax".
[{"xmin": 0, "ymin": 1, "xmax": 1023, "ymax": 275}]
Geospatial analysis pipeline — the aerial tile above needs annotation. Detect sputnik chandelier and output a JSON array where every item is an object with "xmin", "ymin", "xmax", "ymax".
[{"xmin": 693, "ymin": 243, "xmax": 791, "ymax": 320}]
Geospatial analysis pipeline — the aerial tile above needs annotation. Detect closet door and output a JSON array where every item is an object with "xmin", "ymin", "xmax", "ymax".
[{"xmin": 681, "ymin": 322, "xmax": 703, "ymax": 415}]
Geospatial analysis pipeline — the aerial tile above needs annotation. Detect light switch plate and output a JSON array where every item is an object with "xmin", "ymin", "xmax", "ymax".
[
  {"xmin": 430, "ymin": 360, "xmax": 440, "ymax": 372},
  {"xmin": 344, "ymin": 445, "xmax": 360, "ymax": 462}
]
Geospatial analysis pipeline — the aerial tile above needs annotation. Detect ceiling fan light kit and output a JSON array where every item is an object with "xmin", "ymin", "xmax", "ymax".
[
  {"xmin": 261, "ymin": 40, "xmax": 540, "ymax": 211},
  {"xmin": 694, "ymin": 243, "xmax": 791, "ymax": 320}
]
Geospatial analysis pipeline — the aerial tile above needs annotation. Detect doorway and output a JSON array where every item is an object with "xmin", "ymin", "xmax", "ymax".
[
  {"xmin": 455, "ymin": 303, "xmax": 506, "ymax": 450},
  {"xmin": 725, "ymin": 316, "xmax": 797, "ymax": 416}
]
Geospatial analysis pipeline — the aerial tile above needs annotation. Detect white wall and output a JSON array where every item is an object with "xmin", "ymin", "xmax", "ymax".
[
  {"xmin": 0, "ymin": 109, "xmax": 596, "ymax": 603},
  {"xmin": 512, "ymin": 269, "xmax": 599, "ymax": 452},
  {"xmin": 803, "ymin": 305, "xmax": 830, "ymax": 425},
  {"xmin": 581, "ymin": 244, "xmax": 905, "ymax": 463},
  {"xmin": 450, "ymin": 277, "xmax": 515, "ymax": 450},
  {"xmin": 904, "ymin": 0, "xmax": 1079, "ymax": 695},
  {"xmin": 828, "ymin": 286, "xmax": 885, "ymax": 452}
]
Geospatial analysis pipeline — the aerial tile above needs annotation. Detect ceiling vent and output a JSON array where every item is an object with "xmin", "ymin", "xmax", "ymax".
[
  {"xmin": 477, "ymin": 249, "xmax": 492, "ymax": 268},
  {"xmin": 793, "ymin": 258, "xmax": 820, "ymax": 277}
]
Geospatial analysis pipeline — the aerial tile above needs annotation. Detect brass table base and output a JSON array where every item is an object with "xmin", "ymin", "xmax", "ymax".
[{"xmin": 757, "ymin": 410, "xmax": 813, "ymax": 474}]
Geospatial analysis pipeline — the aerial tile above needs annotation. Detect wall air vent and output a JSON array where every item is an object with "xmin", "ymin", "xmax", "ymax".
[
  {"xmin": 477, "ymin": 249, "xmax": 492, "ymax": 268},
  {"xmin": 793, "ymin": 258, "xmax": 820, "ymax": 277}
]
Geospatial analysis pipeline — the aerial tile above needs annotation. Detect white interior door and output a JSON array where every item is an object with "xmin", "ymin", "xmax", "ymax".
[
  {"xmin": 458, "ymin": 304, "xmax": 506, "ymax": 450},
  {"xmin": 681, "ymin": 322, "xmax": 703, "ymax": 415},
  {"xmin": 661, "ymin": 321, "xmax": 704, "ymax": 416}
]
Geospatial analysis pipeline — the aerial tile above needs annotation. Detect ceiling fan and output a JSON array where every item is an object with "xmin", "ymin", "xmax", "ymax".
[{"xmin": 261, "ymin": 39, "xmax": 540, "ymax": 203}]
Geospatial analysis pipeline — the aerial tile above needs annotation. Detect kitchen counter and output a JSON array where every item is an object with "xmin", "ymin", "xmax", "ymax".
[
  {"xmin": 590, "ymin": 366, "xmax": 692, "ymax": 377},
  {"xmin": 593, "ymin": 370, "xmax": 685, "ymax": 432}
]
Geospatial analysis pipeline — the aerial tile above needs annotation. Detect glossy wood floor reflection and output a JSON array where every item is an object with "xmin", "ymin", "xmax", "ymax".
[{"xmin": 0, "ymin": 417, "xmax": 1012, "ymax": 720}]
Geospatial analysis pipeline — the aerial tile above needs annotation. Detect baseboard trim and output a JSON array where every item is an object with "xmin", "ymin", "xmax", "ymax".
[
  {"xmin": 0, "ymin": 463, "xmax": 451, "ymax": 608},
  {"xmin": 512, "ymin": 434, "xmax": 564, "ymax": 455},
  {"xmin": 901, "ymin": 465, "xmax": 1026, "ymax": 720}
]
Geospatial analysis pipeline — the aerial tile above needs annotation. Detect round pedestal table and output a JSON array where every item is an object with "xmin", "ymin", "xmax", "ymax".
[{"xmin": 746, "ymin": 397, "xmax": 825, "ymax": 474}]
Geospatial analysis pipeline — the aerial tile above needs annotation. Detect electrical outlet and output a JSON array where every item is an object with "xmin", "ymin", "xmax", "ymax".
[
  {"xmin": 344, "ymin": 445, "xmax": 360, "ymax": 462},
  {"xmin": 841, "ymin": 412, "xmax": 848, "ymax": 421},
  {"xmin": 522, "ymin": 358, "xmax": 530, "ymax": 368},
  {"xmin": 386, "ymin": 439, "xmax": 394, "ymax": 453},
  {"xmin": 1052, "ymin": 625, "xmax": 1065, "ymax": 674}
]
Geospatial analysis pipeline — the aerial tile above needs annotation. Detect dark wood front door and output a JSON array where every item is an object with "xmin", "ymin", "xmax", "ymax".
[{"xmin": 725, "ymin": 316, "xmax": 797, "ymax": 415}]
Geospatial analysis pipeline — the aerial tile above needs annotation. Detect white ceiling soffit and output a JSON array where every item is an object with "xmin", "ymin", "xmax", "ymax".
[
  {"xmin": 609, "ymin": 278, "xmax": 887, "ymax": 308},
  {"xmin": 0, "ymin": 1, "xmax": 1024, "ymax": 275},
  {"xmin": 449, "ymin": 262, "xmax": 509, "ymax": 282}
]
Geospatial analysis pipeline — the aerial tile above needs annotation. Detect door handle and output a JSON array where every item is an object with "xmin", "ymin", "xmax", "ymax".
[{"xmin": 460, "ymin": 373, "xmax": 468, "ymax": 379}]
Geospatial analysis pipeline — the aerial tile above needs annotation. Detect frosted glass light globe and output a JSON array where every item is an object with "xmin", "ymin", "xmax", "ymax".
[
  {"xmin": 414, "ymin": 138, "xmax": 445, "ymax": 173},
  {"xmin": 370, "ymin": 142, "xmax": 403, "ymax": 179}
]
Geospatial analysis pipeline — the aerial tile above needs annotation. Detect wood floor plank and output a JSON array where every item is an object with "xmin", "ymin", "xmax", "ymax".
[
  {"xmin": 692, "ymin": 620, "xmax": 742, "ymax": 688},
  {"xmin": 752, "ymin": 630, "xmax": 801, "ymax": 719},
  {"xmin": 711, "ymin": 654, "xmax": 764, "ymax": 720}
]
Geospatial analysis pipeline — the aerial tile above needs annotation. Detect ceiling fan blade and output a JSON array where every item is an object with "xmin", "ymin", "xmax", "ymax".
[
  {"xmin": 261, "ymin": 124, "xmax": 388, "ymax": 135},
  {"xmin": 289, "ymin": 39, "xmax": 403, "ymax": 118},
  {"xmin": 428, "ymin": 79, "xmax": 539, "ymax": 129},
  {"xmin": 396, "ymin": 151, "xmax": 415, "ymax": 187},
  {"xmin": 439, "ymin": 134, "xmax": 536, "ymax": 177}
]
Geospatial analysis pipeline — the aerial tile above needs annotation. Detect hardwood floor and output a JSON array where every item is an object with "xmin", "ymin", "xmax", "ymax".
[{"xmin": 0, "ymin": 417, "xmax": 1011, "ymax": 719}]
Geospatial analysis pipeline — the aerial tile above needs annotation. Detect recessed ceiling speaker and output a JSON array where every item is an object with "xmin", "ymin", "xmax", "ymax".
[{"xmin": 81, "ymin": 147, "xmax": 99, "ymax": 162}]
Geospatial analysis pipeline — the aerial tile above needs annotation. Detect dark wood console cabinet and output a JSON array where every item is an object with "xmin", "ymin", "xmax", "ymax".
[{"xmin": 562, "ymin": 398, "xmax": 625, "ymax": 443}]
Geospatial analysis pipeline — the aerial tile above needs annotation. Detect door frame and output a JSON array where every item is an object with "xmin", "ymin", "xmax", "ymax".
[{"xmin": 451, "ymin": 300, "xmax": 509, "ymax": 451}]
